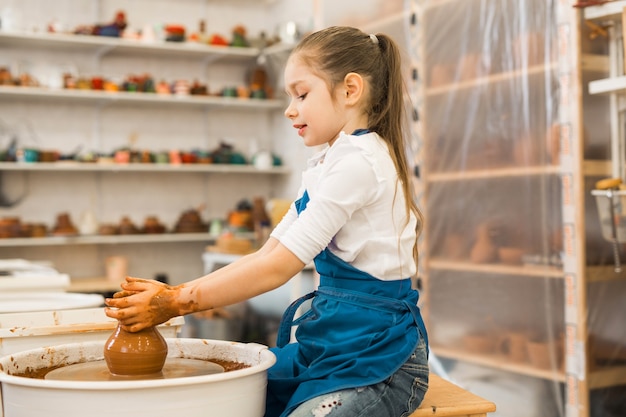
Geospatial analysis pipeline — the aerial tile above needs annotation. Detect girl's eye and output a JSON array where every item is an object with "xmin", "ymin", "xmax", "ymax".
[{"xmin": 297, "ymin": 93, "xmax": 307, "ymax": 100}]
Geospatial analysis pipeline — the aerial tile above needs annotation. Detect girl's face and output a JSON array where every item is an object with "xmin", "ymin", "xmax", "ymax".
[{"xmin": 283, "ymin": 55, "xmax": 347, "ymax": 147}]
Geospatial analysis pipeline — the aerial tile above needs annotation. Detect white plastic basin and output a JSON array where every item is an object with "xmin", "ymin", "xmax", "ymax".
[{"xmin": 0, "ymin": 338, "xmax": 276, "ymax": 417}]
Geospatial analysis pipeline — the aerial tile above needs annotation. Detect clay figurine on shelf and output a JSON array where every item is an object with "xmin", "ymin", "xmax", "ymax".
[
  {"xmin": 249, "ymin": 66, "xmax": 270, "ymax": 99},
  {"xmin": 164, "ymin": 24, "xmax": 186, "ymax": 42},
  {"xmin": 188, "ymin": 20, "xmax": 208, "ymax": 43},
  {"xmin": 208, "ymin": 33, "xmax": 229, "ymax": 46},
  {"xmin": 231, "ymin": 25, "xmax": 249, "ymax": 47},
  {"xmin": 74, "ymin": 11, "xmax": 127, "ymax": 37},
  {"xmin": 174, "ymin": 208, "xmax": 207, "ymax": 233}
]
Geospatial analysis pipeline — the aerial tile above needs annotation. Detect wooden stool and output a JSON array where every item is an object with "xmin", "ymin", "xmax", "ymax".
[{"xmin": 409, "ymin": 374, "xmax": 496, "ymax": 417}]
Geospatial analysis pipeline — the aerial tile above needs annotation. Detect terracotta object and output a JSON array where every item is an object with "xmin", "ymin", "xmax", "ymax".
[
  {"xmin": 143, "ymin": 216, "xmax": 166, "ymax": 234},
  {"xmin": 52, "ymin": 213, "xmax": 78, "ymax": 236},
  {"xmin": 430, "ymin": 63, "xmax": 454, "ymax": 87},
  {"xmin": 526, "ymin": 340, "xmax": 553, "ymax": 369},
  {"xmin": 98, "ymin": 224, "xmax": 119, "ymax": 235},
  {"xmin": 513, "ymin": 133, "xmax": 541, "ymax": 166},
  {"xmin": 444, "ymin": 233, "xmax": 467, "ymax": 260},
  {"xmin": 462, "ymin": 333, "xmax": 496, "ymax": 355},
  {"xmin": 498, "ymin": 331, "xmax": 528, "ymax": 363},
  {"xmin": 104, "ymin": 322, "xmax": 168, "ymax": 376},
  {"xmin": 174, "ymin": 209, "xmax": 206, "ymax": 233},
  {"xmin": 118, "ymin": 216, "xmax": 140, "ymax": 235},
  {"xmin": 498, "ymin": 247, "xmax": 525, "ymax": 265},
  {"xmin": 545, "ymin": 123, "xmax": 561, "ymax": 165},
  {"xmin": 459, "ymin": 52, "xmax": 485, "ymax": 81},
  {"xmin": 470, "ymin": 224, "xmax": 498, "ymax": 263},
  {"xmin": 105, "ymin": 256, "xmax": 128, "ymax": 282},
  {"xmin": 0, "ymin": 217, "xmax": 22, "ymax": 238},
  {"xmin": 30, "ymin": 223, "xmax": 48, "ymax": 237}
]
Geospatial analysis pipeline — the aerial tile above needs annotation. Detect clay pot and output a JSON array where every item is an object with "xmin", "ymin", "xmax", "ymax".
[
  {"xmin": 462, "ymin": 333, "xmax": 496, "ymax": 355},
  {"xmin": 498, "ymin": 247, "xmax": 525, "ymax": 265},
  {"xmin": 498, "ymin": 331, "xmax": 528, "ymax": 363},
  {"xmin": 470, "ymin": 224, "xmax": 498, "ymax": 263},
  {"xmin": 513, "ymin": 133, "xmax": 541, "ymax": 166},
  {"xmin": 444, "ymin": 233, "xmax": 467, "ymax": 260},
  {"xmin": 545, "ymin": 123, "xmax": 561, "ymax": 166},
  {"xmin": 0, "ymin": 217, "xmax": 22, "ymax": 238},
  {"xmin": 459, "ymin": 52, "xmax": 486, "ymax": 81},
  {"xmin": 104, "ymin": 322, "xmax": 168, "ymax": 376},
  {"xmin": 526, "ymin": 340, "xmax": 552, "ymax": 369},
  {"xmin": 430, "ymin": 63, "xmax": 454, "ymax": 87},
  {"xmin": 52, "ymin": 213, "xmax": 78, "ymax": 236},
  {"xmin": 118, "ymin": 216, "xmax": 140, "ymax": 235}
]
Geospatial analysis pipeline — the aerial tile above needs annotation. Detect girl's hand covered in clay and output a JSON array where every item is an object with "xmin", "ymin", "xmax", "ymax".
[{"xmin": 105, "ymin": 277, "xmax": 183, "ymax": 332}]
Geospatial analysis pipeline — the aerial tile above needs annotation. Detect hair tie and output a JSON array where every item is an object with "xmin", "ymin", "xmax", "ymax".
[{"xmin": 369, "ymin": 34, "xmax": 379, "ymax": 45}]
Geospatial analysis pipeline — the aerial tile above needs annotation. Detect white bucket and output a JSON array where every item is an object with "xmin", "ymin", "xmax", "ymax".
[{"xmin": 0, "ymin": 338, "xmax": 276, "ymax": 417}]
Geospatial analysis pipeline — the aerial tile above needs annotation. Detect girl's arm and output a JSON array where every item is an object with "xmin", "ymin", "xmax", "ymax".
[{"xmin": 104, "ymin": 237, "xmax": 305, "ymax": 332}]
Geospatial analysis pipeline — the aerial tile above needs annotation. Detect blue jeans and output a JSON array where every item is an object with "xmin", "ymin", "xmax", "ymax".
[{"xmin": 287, "ymin": 340, "xmax": 429, "ymax": 417}]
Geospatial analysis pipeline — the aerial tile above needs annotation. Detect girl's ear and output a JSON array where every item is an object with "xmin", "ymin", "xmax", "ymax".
[{"xmin": 343, "ymin": 72, "xmax": 364, "ymax": 105}]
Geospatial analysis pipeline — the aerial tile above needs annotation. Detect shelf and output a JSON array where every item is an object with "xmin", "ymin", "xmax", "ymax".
[
  {"xmin": 588, "ymin": 75, "xmax": 626, "ymax": 95},
  {"xmin": 425, "ymin": 63, "xmax": 556, "ymax": 97},
  {"xmin": 0, "ymin": 162, "xmax": 290, "ymax": 175},
  {"xmin": 0, "ymin": 85, "xmax": 285, "ymax": 109},
  {"xmin": 67, "ymin": 277, "xmax": 123, "ymax": 293},
  {"xmin": 0, "ymin": 233, "xmax": 219, "ymax": 247},
  {"xmin": 582, "ymin": 54, "xmax": 609, "ymax": 74},
  {"xmin": 428, "ymin": 259, "xmax": 563, "ymax": 278},
  {"xmin": 589, "ymin": 365, "xmax": 626, "ymax": 389},
  {"xmin": 433, "ymin": 345, "xmax": 566, "ymax": 382},
  {"xmin": 426, "ymin": 165, "xmax": 560, "ymax": 182},
  {"xmin": 584, "ymin": 0, "xmax": 626, "ymax": 22},
  {"xmin": 0, "ymin": 30, "xmax": 259, "ymax": 62},
  {"xmin": 586, "ymin": 265, "xmax": 626, "ymax": 282},
  {"xmin": 584, "ymin": 160, "xmax": 612, "ymax": 177}
]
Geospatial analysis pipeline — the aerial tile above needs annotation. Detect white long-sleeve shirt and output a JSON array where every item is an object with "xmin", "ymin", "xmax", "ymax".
[{"xmin": 270, "ymin": 131, "xmax": 418, "ymax": 281}]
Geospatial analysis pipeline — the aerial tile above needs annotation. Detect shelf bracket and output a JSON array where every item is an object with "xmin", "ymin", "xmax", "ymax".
[{"xmin": 93, "ymin": 44, "xmax": 116, "ymax": 71}]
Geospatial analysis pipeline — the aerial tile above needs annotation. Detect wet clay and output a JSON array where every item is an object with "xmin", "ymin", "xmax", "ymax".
[
  {"xmin": 103, "ymin": 322, "xmax": 168, "ymax": 376},
  {"xmin": 45, "ymin": 358, "xmax": 225, "ymax": 381},
  {"xmin": 13, "ymin": 357, "xmax": 249, "ymax": 380}
]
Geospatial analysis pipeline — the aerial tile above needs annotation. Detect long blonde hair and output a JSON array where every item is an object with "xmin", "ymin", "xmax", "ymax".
[{"xmin": 292, "ymin": 26, "xmax": 424, "ymax": 267}]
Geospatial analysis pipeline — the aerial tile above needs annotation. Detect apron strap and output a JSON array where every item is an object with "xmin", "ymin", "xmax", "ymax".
[{"xmin": 276, "ymin": 291, "xmax": 317, "ymax": 348}]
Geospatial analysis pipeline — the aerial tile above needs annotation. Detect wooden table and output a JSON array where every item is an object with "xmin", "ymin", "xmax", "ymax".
[{"xmin": 410, "ymin": 375, "xmax": 496, "ymax": 417}]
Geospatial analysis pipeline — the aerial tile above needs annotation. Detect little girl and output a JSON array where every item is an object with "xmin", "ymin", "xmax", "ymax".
[{"xmin": 105, "ymin": 26, "xmax": 429, "ymax": 417}]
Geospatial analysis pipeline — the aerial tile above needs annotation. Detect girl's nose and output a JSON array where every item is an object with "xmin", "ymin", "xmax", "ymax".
[{"xmin": 284, "ymin": 101, "xmax": 296, "ymax": 119}]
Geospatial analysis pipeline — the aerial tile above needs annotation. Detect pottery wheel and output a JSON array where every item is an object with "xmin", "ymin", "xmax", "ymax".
[{"xmin": 45, "ymin": 358, "xmax": 224, "ymax": 381}]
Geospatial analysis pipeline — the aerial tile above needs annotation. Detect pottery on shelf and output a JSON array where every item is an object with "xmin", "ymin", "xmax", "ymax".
[
  {"xmin": 470, "ymin": 224, "xmax": 498, "ymax": 263},
  {"xmin": 52, "ymin": 212, "xmax": 79, "ymax": 236},
  {"xmin": 174, "ymin": 209, "xmax": 206, "ymax": 233}
]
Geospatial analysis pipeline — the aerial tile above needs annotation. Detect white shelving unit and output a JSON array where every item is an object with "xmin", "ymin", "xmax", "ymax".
[{"xmin": 0, "ymin": 14, "xmax": 292, "ymax": 281}]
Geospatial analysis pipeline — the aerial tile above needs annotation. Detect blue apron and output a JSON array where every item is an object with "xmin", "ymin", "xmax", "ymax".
[{"xmin": 265, "ymin": 190, "xmax": 428, "ymax": 417}]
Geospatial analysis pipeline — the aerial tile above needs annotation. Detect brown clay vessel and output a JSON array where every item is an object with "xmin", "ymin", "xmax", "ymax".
[{"xmin": 104, "ymin": 322, "xmax": 168, "ymax": 376}]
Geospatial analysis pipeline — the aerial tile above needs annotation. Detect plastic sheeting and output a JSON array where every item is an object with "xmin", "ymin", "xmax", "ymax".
[{"xmin": 412, "ymin": 0, "xmax": 625, "ymax": 416}]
